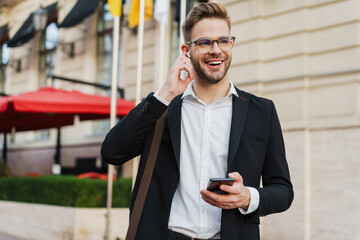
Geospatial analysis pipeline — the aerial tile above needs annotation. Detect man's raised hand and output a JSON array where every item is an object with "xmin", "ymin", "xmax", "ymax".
[{"xmin": 158, "ymin": 51, "xmax": 195, "ymax": 103}]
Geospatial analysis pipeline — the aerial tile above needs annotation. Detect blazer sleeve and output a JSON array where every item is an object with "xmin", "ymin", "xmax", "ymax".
[
  {"xmin": 256, "ymin": 101, "xmax": 294, "ymax": 216},
  {"xmin": 101, "ymin": 93, "xmax": 168, "ymax": 165}
]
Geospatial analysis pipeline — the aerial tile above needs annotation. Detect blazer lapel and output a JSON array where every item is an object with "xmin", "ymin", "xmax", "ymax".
[
  {"xmin": 228, "ymin": 89, "xmax": 249, "ymax": 168},
  {"xmin": 167, "ymin": 95, "xmax": 182, "ymax": 168}
]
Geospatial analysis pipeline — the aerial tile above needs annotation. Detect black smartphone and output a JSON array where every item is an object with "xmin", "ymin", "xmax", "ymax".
[{"xmin": 206, "ymin": 178, "xmax": 235, "ymax": 194}]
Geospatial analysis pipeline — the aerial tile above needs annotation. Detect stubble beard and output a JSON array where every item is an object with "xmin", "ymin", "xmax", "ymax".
[{"xmin": 192, "ymin": 54, "xmax": 232, "ymax": 85}]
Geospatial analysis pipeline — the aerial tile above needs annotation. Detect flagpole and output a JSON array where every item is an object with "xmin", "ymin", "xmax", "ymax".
[
  {"xmin": 132, "ymin": 0, "xmax": 146, "ymax": 187},
  {"xmin": 106, "ymin": 13, "xmax": 121, "ymax": 240},
  {"xmin": 154, "ymin": 0, "xmax": 169, "ymax": 88},
  {"xmin": 158, "ymin": 23, "xmax": 166, "ymax": 88},
  {"xmin": 179, "ymin": 0, "xmax": 187, "ymax": 79},
  {"xmin": 179, "ymin": 0, "xmax": 186, "ymax": 51}
]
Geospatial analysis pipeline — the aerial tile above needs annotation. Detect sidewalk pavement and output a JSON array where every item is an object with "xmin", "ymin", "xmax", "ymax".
[{"xmin": 0, "ymin": 232, "xmax": 26, "ymax": 240}]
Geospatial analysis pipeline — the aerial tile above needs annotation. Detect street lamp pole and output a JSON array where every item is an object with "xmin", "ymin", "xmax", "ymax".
[
  {"xmin": 33, "ymin": 6, "xmax": 48, "ymax": 87},
  {"xmin": 33, "ymin": 7, "xmax": 63, "ymax": 174}
]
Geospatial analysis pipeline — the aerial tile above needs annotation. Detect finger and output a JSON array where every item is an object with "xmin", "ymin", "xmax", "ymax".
[
  {"xmin": 182, "ymin": 58, "xmax": 195, "ymax": 79},
  {"xmin": 201, "ymin": 195, "xmax": 217, "ymax": 206},
  {"xmin": 201, "ymin": 190, "xmax": 241, "ymax": 209},
  {"xmin": 185, "ymin": 74, "xmax": 194, "ymax": 83},
  {"xmin": 175, "ymin": 56, "xmax": 192, "ymax": 68},
  {"xmin": 177, "ymin": 64, "xmax": 194, "ymax": 80},
  {"xmin": 228, "ymin": 172, "xmax": 243, "ymax": 184},
  {"xmin": 219, "ymin": 183, "xmax": 240, "ymax": 194},
  {"xmin": 201, "ymin": 195, "xmax": 234, "ymax": 209},
  {"xmin": 173, "ymin": 55, "xmax": 191, "ymax": 69},
  {"xmin": 177, "ymin": 52, "xmax": 190, "ymax": 61},
  {"xmin": 201, "ymin": 189, "xmax": 233, "ymax": 204},
  {"xmin": 200, "ymin": 189, "xmax": 216, "ymax": 199},
  {"xmin": 201, "ymin": 193, "xmax": 228, "ymax": 208},
  {"xmin": 184, "ymin": 67, "xmax": 195, "ymax": 82},
  {"xmin": 170, "ymin": 55, "xmax": 194, "ymax": 83},
  {"xmin": 201, "ymin": 189, "xmax": 222, "ymax": 201}
]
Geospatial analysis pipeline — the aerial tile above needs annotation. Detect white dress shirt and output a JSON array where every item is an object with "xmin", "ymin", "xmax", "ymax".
[{"xmin": 154, "ymin": 82, "xmax": 259, "ymax": 239}]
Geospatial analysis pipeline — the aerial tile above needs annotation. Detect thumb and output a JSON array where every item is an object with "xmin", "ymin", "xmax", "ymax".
[{"xmin": 228, "ymin": 172, "xmax": 243, "ymax": 184}]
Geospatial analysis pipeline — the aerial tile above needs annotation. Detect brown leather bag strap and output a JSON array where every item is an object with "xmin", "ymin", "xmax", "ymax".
[{"xmin": 126, "ymin": 108, "xmax": 169, "ymax": 240}]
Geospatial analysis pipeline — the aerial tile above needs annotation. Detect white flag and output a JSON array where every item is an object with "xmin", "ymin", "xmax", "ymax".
[{"xmin": 154, "ymin": 0, "xmax": 170, "ymax": 26}]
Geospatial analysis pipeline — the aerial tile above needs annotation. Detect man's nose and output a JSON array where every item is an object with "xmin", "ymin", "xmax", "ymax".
[{"xmin": 209, "ymin": 41, "xmax": 222, "ymax": 54}]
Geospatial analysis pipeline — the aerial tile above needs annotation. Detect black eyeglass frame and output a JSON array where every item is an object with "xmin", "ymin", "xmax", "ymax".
[{"xmin": 185, "ymin": 35, "xmax": 236, "ymax": 53}]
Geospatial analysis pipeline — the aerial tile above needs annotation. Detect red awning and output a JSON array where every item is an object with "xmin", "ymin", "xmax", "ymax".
[{"xmin": 0, "ymin": 87, "xmax": 135, "ymax": 133}]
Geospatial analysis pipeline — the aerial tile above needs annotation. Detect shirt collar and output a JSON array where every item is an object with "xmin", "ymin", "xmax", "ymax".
[{"xmin": 182, "ymin": 81, "xmax": 239, "ymax": 100}]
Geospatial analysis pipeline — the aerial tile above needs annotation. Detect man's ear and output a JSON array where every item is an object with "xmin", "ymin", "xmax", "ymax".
[{"xmin": 181, "ymin": 44, "xmax": 190, "ymax": 55}]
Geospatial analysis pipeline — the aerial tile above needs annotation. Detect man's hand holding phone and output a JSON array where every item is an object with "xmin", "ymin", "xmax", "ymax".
[
  {"xmin": 200, "ymin": 172, "xmax": 251, "ymax": 210},
  {"xmin": 206, "ymin": 177, "xmax": 235, "ymax": 194},
  {"xmin": 158, "ymin": 50, "xmax": 195, "ymax": 103}
]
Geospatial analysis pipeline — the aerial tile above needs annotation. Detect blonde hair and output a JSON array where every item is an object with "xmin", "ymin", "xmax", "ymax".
[{"xmin": 182, "ymin": 2, "xmax": 231, "ymax": 43}]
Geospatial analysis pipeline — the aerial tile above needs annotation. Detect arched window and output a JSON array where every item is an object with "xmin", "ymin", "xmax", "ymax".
[
  {"xmin": 0, "ymin": 43, "xmax": 9, "ymax": 93},
  {"xmin": 96, "ymin": 1, "xmax": 114, "ymax": 88},
  {"xmin": 39, "ymin": 22, "xmax": 59, "ymax": 87},
  {"xmin": 92, "ymin": 1, "xmax": 114, "ymax": 136}
]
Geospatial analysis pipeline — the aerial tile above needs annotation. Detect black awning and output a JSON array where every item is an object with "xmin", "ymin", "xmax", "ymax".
[
  {"xmin": 7, "ymin": 2, "xmax": 58, "ymax": 48},
  {"xmin": 0, "ymin": 25, "xmax": 8, "ymax": 39},
  {"xmin": 0, "ymin": 24, "xmax": 8, "ymax": 44},
  {"xmin": 58, "ymin": 0, "xmax": 98, "ymax": 28}
]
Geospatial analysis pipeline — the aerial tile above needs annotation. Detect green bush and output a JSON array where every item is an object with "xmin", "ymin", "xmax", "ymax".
[{"xmin": 0, "ymin": 175, "xmax": 131, "ymax": 208}]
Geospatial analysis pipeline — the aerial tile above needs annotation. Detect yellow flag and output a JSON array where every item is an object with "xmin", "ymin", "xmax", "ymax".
[
  {"xmin": 108, "ymin": 0, "xmax": 122, "ymax": 17},
  {"xmin": 128, "ymin": 0, "xmax": 153, "ymax": 28}
]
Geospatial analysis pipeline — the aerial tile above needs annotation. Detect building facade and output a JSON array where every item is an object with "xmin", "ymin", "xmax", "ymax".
[
  {"xmin": 0, "ymin": 0, "xmax": 124, "ymax": 176},
  {"xmin": 0, "ymin": 0, "xmax": 359, "ymax": 239}
]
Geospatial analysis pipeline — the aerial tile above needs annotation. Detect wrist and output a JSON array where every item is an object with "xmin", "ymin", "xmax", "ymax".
[
  {"xmin": 158, "ymin": 87, "xmax": 177, "ymax": 103},
  {"xmin": 239, "ymin": 187, "xmax": 260, "ymax": 215},
  {"xmin": 243, "ymin": 187, "xmax": 251, "ymax": 209}
]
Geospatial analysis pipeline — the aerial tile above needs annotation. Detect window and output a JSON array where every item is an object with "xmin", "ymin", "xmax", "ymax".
[
  {"xmin": 93, "ymin": 1, "xmax": 115, "ymax": 135},
  {"xmin": 39, "ymin": 22, "xmax": 58, "ymax": 87},
  {"xmin": 0, "ymin": 43, "xmax": 9, "ymax": 93},
  {"xmin": 36, "ymin": 23, "xmax": 58, "ymax": 140},
  {"xmin": 96, "ymin": 2, "xmax": 114, "ymax": 87}
]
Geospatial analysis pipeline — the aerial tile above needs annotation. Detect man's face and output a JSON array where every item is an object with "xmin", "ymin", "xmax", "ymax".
[{"xmin": 188, "ymin": 18, "xmax": 232, "ymax": 85}]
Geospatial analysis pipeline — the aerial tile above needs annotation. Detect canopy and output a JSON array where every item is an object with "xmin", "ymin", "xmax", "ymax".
[
  {"xmin": 58, "ymin": 0, "xmax": 98, "ymax": 28},
  {"xmin": 0, "ymin": 24, "xmax": 8, "ymax": 44},
  {"xmin": 0, "ymin": 86, "xmax": 134, "ymax": 133},
  {"xmin": 7, "ymin": 2, "xmax": 58, "ymax": 48}
]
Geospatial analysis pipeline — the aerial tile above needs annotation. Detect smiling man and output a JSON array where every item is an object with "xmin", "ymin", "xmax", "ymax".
[{"xmin": 101, "ymin": 2, "xmax": 294, "ymax": 240}]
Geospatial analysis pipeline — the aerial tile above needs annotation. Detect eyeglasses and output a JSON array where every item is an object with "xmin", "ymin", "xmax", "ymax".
[{"xmin": 186, "ymin": 35, "xmax": 236, "ymax": 53}]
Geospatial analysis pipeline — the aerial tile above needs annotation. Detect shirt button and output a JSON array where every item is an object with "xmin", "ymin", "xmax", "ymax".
[{"xmin": 171, "ymin": 183, "xmax": 178, "ymax": 188}]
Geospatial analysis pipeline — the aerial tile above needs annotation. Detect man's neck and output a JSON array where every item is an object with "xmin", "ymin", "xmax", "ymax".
[{"xmin": 192, "ymin": 76, "xmax": 231, "ymax": 105}]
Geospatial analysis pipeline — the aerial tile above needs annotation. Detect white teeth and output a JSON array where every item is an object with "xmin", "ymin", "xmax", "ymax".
[{"xmin": 208, "ymin": 61, "xmax": 222, "ymax": 65}]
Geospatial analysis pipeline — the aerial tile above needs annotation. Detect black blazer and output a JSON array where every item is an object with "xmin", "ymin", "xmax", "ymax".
[{"xmin": 101, "ymin": 87, "xmax": 294, "ymax": 240}]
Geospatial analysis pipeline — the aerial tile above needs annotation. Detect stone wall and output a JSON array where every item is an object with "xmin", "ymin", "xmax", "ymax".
[{"xmin": 0, "ymin": 200, "xmax": 129, "ymax": 240}]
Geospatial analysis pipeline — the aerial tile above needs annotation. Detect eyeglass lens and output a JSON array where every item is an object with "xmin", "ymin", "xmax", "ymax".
[{"xmin": 196, "ymin": 36, "xmax": 234, "ymax": 53}]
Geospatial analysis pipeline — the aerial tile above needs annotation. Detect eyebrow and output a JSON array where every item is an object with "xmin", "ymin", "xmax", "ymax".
[{"xmin": 193, "ymin": 35, "xmax": 230, "ymax": 40}]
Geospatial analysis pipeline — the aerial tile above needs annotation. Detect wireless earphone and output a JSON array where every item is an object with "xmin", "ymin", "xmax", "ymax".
[{"xmin": 186, "ymin": 52, "xmax": 191, "ymax": 58}]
